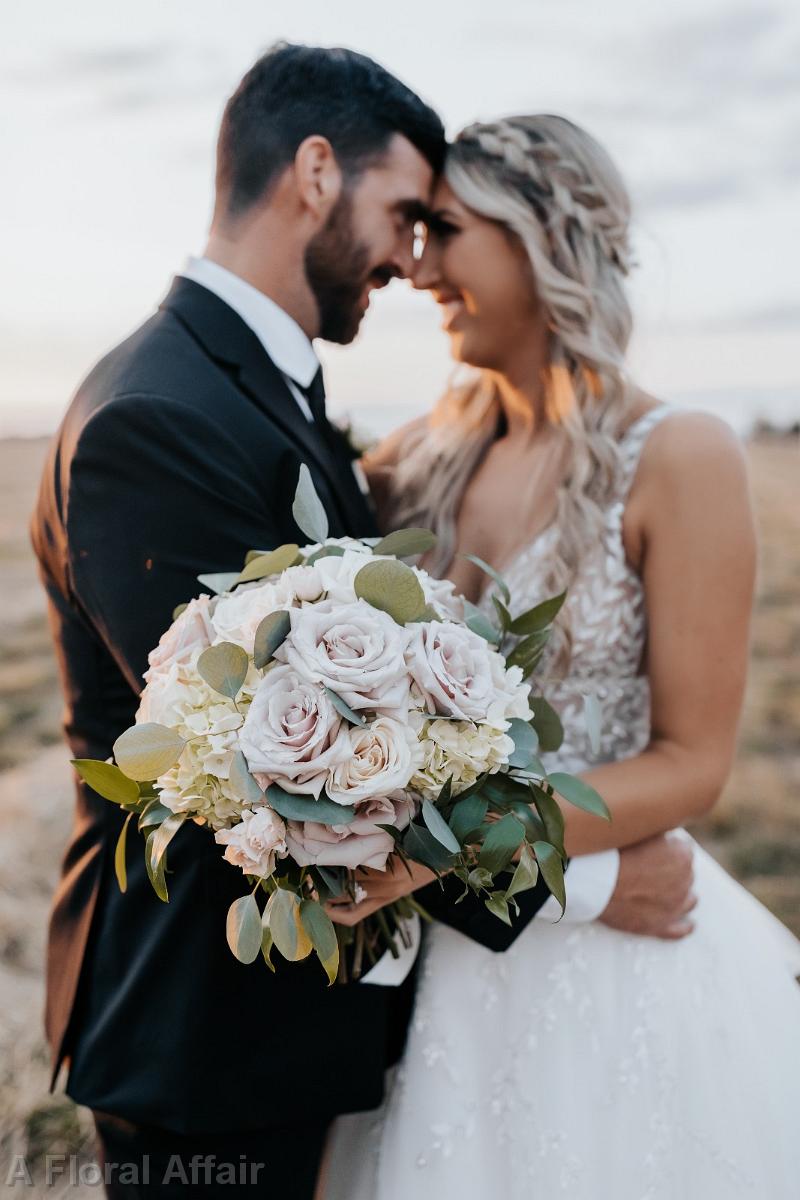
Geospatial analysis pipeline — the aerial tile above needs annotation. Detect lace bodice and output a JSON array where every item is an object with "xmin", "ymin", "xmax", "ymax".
[{"xmin": 479, "ymin": 405, "xmax": 675, "ymax": 774}]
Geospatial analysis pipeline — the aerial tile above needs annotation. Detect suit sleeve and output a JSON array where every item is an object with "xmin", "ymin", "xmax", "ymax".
[
  {"xmin": 66, "ymin": 392, "xmax": 283, "ymax": 694},
  {"xmin": 413, "ymin": 867, "xmax": 561, "ymax": 952}
]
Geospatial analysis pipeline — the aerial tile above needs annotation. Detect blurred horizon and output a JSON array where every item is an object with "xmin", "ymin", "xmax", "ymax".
[{"xmin": 2, "ymin": 0, "xmax": 799, "ymax": 439}]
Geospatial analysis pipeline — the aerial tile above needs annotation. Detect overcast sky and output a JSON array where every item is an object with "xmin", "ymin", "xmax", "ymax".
[{"xmin": 2, "ymin": 0, "xmax": 799, "ymax": 436}]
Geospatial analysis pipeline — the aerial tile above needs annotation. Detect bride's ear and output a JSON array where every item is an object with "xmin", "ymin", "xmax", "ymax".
[{"xmin": 294, "ymin": 136, "xmax": 343, "ymax": 221}]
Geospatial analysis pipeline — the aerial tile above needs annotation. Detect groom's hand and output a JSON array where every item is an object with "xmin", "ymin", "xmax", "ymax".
[
  {"xmin": 325, "ymin": 860, "xmax": 437, "ymax": 926},
  {"xmin": 599, "ymin": 833, "xmax": 697, "ymax": 939}
]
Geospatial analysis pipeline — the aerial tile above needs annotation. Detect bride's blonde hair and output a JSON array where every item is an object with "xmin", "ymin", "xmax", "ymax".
[{"xmin": 385, "ymin": 114, "xmax": 636, "ymax": 670}]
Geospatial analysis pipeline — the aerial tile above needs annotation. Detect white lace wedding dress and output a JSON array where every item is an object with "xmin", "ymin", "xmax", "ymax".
[{"xmin": 324, "ymin": 406, "xmax": 800, "ymax": 1199}]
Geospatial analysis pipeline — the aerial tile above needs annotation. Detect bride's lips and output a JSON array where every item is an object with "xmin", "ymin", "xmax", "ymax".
[{"xmin": 440, "ymin": 298, "xmax": 466, "ymax": 332}]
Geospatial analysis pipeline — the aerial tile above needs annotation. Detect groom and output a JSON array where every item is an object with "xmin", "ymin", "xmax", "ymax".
[{"xmin": 31, "ymin": 43, "xmax": 695, "ymax": 1198}]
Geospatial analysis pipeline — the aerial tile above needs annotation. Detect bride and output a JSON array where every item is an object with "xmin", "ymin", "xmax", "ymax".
[{"xmin": 322, "ymin": 115, "xmax": 800, "ymax": 1197}]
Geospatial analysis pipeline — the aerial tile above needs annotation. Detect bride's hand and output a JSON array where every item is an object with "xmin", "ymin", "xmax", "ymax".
[{"xmin": 325, "ymin": 860, "xmax": 437, "ymax": 926}]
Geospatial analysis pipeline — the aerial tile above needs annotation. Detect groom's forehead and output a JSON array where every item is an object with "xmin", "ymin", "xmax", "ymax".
[{"xmin": 366, "ymin": 133, "xmax": 436, "ymax": 207}]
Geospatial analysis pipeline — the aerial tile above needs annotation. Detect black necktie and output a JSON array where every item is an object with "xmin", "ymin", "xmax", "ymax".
[{"xmin": 299, "ymin": 367, "xmax": 327, "ymax": 425}]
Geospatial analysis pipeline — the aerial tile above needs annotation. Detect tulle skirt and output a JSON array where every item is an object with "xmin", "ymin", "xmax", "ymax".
[{"xmin": 324, "ymin": 843, "xmax": 800, "ymax": 1199}]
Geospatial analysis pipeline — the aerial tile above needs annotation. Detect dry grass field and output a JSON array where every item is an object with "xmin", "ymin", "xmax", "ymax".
[{"xmin": 0, "ymin": 432, "xmax": 797, "ymax": 1193}]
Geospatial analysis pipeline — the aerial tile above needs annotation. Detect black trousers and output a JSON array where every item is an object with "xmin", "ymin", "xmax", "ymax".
[{"xmin": 93, "ymin": 1110, "xmax": 331, "ymax": 1199}]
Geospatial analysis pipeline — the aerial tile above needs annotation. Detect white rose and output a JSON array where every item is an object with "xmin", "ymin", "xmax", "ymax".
[
  {"xmin": 145, "ymin": 594, "xmax": 215, "ymax": 679},
  {"xmin": 215, "ymin": 807, "xmax": 287, "ymax": 878},
  {"xmin": 327, "ymin": 717, "xmax": 422, "ymax": 804},
  {"xmin": 211, "ymin": 578, "xmax": 295, "ymax": 651},
  {"xmin": 285, "ymin": 791, "xmax": 417, "ymax": 872},
  {"xmin": 406, "ymin": 620, "xmax": 508, "ymax": 721},
  {"xmin": 416, "ymin": 568, "xmax": 465, "ymax": 622},
  {"xmin": 282, "ymin": 564, "xmax": 324, "ymax": 602},
  {"xmin": 278, "ymin": 598, "xmax": 411, "ymax": 718},
  {"xmin": 310, "ymin": 547, "xmax": 375, "ymax": 603},
  {"xmin": 239, "ymin": 663, "xmax": 350, "ymax": 796}
]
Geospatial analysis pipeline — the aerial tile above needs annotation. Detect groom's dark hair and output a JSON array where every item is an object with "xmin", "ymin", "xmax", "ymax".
[{"xmin": 216, "ymin": 42, "xmax": 446, "ymax": 217}]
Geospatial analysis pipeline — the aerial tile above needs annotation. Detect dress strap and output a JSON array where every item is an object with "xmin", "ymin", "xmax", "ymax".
[{"xmin": 616, "ymin": 404, "xmax": 676, "ymax": 503}]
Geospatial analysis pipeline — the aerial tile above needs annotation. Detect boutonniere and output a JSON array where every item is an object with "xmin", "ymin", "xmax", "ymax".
[{"xmin": 331, "ymin": 416, "xmax": 376, "ymax": 462}]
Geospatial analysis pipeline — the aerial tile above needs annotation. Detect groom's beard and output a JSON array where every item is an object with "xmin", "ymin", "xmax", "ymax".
[{"xmin": 304, "ymin": 192, "xmax": 373, "ymax": 344}]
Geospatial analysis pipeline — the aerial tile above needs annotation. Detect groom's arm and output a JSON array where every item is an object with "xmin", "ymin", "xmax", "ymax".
[{"xmin": 65, "ymin": 391, "xmax": 284, "ymax": 691}]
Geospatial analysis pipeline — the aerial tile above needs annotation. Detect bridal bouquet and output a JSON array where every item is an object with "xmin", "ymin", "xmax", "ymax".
[{"xmin": 73, "ymin": 467, "xmax": 608, "ymax": 983}]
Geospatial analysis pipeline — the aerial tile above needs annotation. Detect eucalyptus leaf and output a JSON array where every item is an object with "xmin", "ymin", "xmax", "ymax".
[
  {"xmin": 468, "ymin": 866, "xmax": 495, "ymax": 890},
  {"xmin": 315, "ymin": 865, "xmax": 347, "ymax": 899},
  {"xmin": 584, "ymin": 693, "xmax": 603, "ymax": 756},
  {"xmin": 530, "ymin": 783, "xmax": 566, "ymax": 852},
  {"xmin": 226, "ymin": 894, "xmax": 263, "ymax": 965},
  {"xmin": 266, "ymin": 783, "xmax": 356, "ymax": 825},
  {"xmin": 484, "ymin": 891, "xmax": 512, "ymax": 925},
  {"xmin": 371, "ymin": 527, "xmax": 438, "ymax": 558},
  {"xmin": 293, "ymin": 463, "xmax": 330, "ymax": 544},
  {"xmin": 533, "ymin": 840, "xmax": 566, "ymax": 912},
  {"xmin": 304, "ymin": 544, "xmax": 346, "ymax": 565},
  {"xmin": 253, "ymin": 610, "xmax": 292, "ymax": 669},
  {"xmin": 507, "ymin": 718, "xmax": 540, "ymax": 769},
  {"xmin": 530, "ymin": 698, "xmax": 564, "ymax": 753},
  {"xmin": 172, "ymin": 603, "xmax": 188, "ymax": 621},
  {"xmin": 229, "ymin": 750, "xmax": 265, "ymax": 805},
  {"xmin": 324, "ymin": 687, "xmax": 367, "ymax": 726},
  {"xmin": 261, "ymin": 924, "xmax": 276, "ymax": 972},
  {"xmin": 197, "ymin": 571, "xmax": 239, "ymax": 595},
  {"xmin": 245, "ymin": 548, "xmax": 269, "ymax": 565},
  {"xmin": 148, "ymin": 812, "xmax": 185, "ymax": 872},
  {"xmin": 138, "ymin": 799, "xmax": 173, "ymax": 832},
  {"xmin": 548, "ymin": 772, "xmax": 611, "ymax": 820},
  {"xmin": 72, "ymin": 759, "xmax": 140, "ymax": 806},
  {"xmin": 197, "ymin": 642, "xmax": 249, "ymax": 700},
  {"xmin": 506, "ymin": 630, "xmax": 550, "ymax": 674},
  {"xmin": 492, "ymin": 595, "xmax": 512, "ymax": 630},
  {"xmin": 448, "ymin": 793, "xmax": 489, "ymax": 843},
  {"xmin": 422, "ymin": 799, "xmax": 461, "ymax": 854},
  {"xmin": 478, "ymin": 813, "xmax": 526, "ymax": 876},
  {"xmin": 462, "ymin": 600, "xmax": 501, "ymax": 645},
  {"xmin": 236, "ymin": 543, "xmax": 301, "ymax": 586},
  {"xmin": 300, "ymin": 899, "xmax": 340, "ymax": 985},
  {"xmin": 144, "ymin": 828, "xmax": 169, "ymax": 901},
  {"xmin": 267, "ymin": 887, "xmax": 313, "ymax": 961},
  {"xmin": 462, "ymin": 553, "xmax": 511, "ymax": 604},
  {"xmin": 354, "ymin": 559, "xmax": 427, "ymax": 625},
  {"xmin": 508, "ymin": 590, "xmax": 567, "ymax": 635},
  {"xmin": 113, "ymin": 723, "xmax": 185, "ymax": 782},
  {"xmin": 114, "ymin": 812, "xmax": 133, "ymax": 893},
  {"xmin": 506, "ymin": 844, "xmax": 539, "ymax": 900},
  {"xmin": 403, "ymin": 821, "xmax": 458, "ymax": 873}
]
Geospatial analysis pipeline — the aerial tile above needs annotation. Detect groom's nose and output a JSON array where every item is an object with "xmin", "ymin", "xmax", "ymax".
[{"xmin": 411, "ymin": 243, "xmax": 440, "ymax": 291}]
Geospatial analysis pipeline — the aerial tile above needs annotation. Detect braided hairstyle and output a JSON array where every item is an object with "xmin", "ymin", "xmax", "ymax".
[{"xmin": 385, "ymin": 115, "xmax": 637, "ymax": 672}]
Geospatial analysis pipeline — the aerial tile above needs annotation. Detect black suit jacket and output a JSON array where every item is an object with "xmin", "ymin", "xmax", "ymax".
[{"xmin": 30, "ymin": 277, "xmax": 553, "ymax": 1135}]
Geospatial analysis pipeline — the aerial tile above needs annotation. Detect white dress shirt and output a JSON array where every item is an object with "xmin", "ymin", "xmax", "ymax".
[
  {"xmin": 178, "ymin": 254, "xmax": 619, "ymax": 978},
  {"xmin": 180, "ymin": 255, "xmax": 317, "ymax": 422}
]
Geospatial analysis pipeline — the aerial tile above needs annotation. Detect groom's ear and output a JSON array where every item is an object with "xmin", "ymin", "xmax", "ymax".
[{"xmin": 294, "ymin": 135, "xmax": 343, "ymax": 222}]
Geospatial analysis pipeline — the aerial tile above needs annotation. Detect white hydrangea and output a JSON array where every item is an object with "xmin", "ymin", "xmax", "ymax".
[{"xmin": 409, "ymin": 716, "xmax": 515, "ymax": 799}]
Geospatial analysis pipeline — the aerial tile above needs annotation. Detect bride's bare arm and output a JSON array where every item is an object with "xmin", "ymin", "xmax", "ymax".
[
  {"xmin": 561, "ymin": 411, "xmax": 757, "ymax": 856},
  {"xmin": 360, "ymin": 415, "xmax": 429, "ymax": 530}
]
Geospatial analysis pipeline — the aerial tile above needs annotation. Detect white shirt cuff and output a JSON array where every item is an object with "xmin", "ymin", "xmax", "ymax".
[{"xmin": 537, "ymin": 848, "xmax": 620, "ymax": 923}]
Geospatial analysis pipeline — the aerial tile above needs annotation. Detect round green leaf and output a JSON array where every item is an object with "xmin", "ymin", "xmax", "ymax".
[
  {"xmin": 353, "ymin": 559, "xmax": 426, "ymax": 625},
  {"xmin": 113, "ymin": 723, "xmax": 185, "ymax": 782},
  {"xmin": 506, "ymin": 718, "xmax": 540, "ymax": 768},
  {"xmin": 371, "ymin": 528, "xmax": 438, "ymax": 558},
  {"xmin": 72, "ymin": 758, "xmax": 140, "ymax": 806},
  {"xmin": 267, "ymin": 888, "xmax": 313, "ymax": 962},
  {"xmin": 197, "ymin": 642, "xmax": 249, "ymax": 700},
  {"xmin": 172, "ymin": 602, "xmax": 188, "ymax": 621},
  {"xmin": 253, "ymin": 610, "xmax": 291, "ymax": 669},
  {"xmin": 236, "ymin": 544, "xmax": 300, "ymax": 585},
  {"xmin": 226, "ymin": 894, "xmax": 263, "ymax": 965}
]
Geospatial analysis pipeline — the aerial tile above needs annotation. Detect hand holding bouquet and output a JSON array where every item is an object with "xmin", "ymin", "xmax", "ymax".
[{"xmin": 74, "ymin": 468, "xmax": 609, "ymax": 982}]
